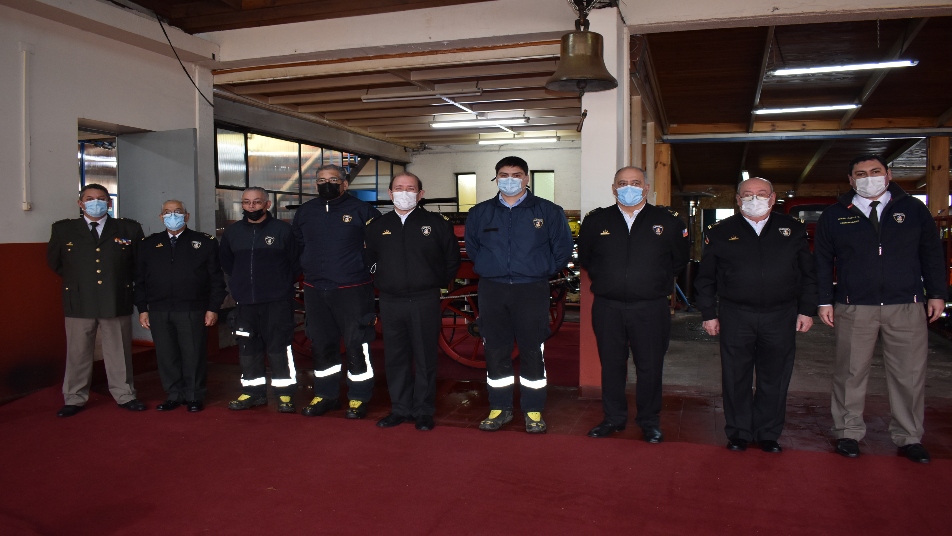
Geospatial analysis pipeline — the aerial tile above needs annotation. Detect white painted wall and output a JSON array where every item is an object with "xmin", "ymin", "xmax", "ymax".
[
  {"xmin": 0, "ymin": 4, "xmax": 216, "ymax": 243},
  {"xmin": 406, "ymin": 144, "xmax": 581, "ymax": 211}
]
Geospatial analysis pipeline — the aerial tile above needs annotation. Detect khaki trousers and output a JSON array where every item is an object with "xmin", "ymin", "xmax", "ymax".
[
  {"xmin": 63, "ymin": 316, "xmax": 137, "ymax": 406},
  {"xmin": 831, "ymin": 303, "xmax": 927, "ymax": 446}
]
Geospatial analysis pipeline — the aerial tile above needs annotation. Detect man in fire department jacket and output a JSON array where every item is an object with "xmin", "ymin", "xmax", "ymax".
[
  {"xmin": 694, "ymin": 177, "xmax": 817, "ymax": 453},
  {"xmin": 576, "ymin": 166, "xmax": 690, "ymax": 444},
  {"xmin": 292, "ymin": 164, "xmax": 381, "ymax": 419},
  {"xmin": 364, "ymin": 172, "xmax": 461, "ymax": 431}
]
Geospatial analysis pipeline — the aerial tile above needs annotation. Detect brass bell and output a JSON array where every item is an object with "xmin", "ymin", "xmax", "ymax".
[{"xmin": 545, "ymin": 30, "xmax": 618, "ymax": 96}]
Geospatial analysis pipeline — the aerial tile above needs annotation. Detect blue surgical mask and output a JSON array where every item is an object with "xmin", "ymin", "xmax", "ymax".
[
  {"xmin": 163, "ymin": 212, "xmax": 186, "ymax": 231},
  {"xmin": 84, "ymin": 199, "xmax": 108, "ymax": 218},
  {"xmin": 497, "ymin": 177, "xmax": 524, "ymax": 197},
  {"xmin": 616, "ymin": 185, "xmax": 644, "ymax": 207}
]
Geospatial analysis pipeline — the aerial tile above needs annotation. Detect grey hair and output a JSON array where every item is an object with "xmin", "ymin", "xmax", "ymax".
[
  {"xmin": 316, "ymin": 164, "xmax": 348, "ymax": 183},
  {"xmin": 737, "ymin": 177, "xmax": 774, "ymax": 194},
  {"xmin": 162, "ymin": 199, "xmax": 187, "ymax": 213},
  {"xmin": 613, "ymin": 166, "xmax": 646, "ymax": 181},
  {"xmin": 243, "ymin": 186, "xmax": 268, "ymax": 197}
]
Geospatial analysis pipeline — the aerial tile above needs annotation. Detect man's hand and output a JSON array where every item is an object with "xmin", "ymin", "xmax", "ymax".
[
  {"xmin": 204, "ymin": 311, "xmax": 219, "ymax": 327},
  {"xmin": 139, "ymin": 312, "xmax": 150, "ymax": 329},
  {"xmin": 702, "ymin": 318, "xmax": 720, "ymax": 336},
  {"xmin": 796, "ymin": 314, "xmax": 813, "ymax": 332},
  {"xmin": 818, "ymin": 305, "xmax": 834, "ymax": 327},
  {"xmin": 927, "ymin": 299, "xmax": 945, "ymax": 323}
]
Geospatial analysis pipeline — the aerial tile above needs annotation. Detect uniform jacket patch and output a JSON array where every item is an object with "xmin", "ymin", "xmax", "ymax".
[
  {"xmin": 652, "ymin": 225, "xmax": 664, "ymax": 235},
  {"xmin": 342, "ymin": 214, "xmax": 353, "ymax": 223},
  {"xmin": 191, "ymin": 241, "xmax": 202, "ymax": 249},
  {"xmin": 264, "ymin": 236, "xmax": 275, "ymax": 245},
  {"xmin": 421, "ymin": 226, "xmax": 431, "ymax": 236},
  {"xmin": 893, "ymin": 213, "xmax": 905, "ymax": 223},
  {"xmin": 533, "ymin": 218, "xmax": 544, "ymax": 229},
  {"xmin": 779, "ymin": 228, "xmax": 791, "ymax": 237}
]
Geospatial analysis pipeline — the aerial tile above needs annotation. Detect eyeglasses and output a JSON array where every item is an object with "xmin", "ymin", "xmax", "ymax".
[
  {"xmin": 241, "ymin": 199, "xmax": 266, "ymax": 207},
  {"xmin": 316, "ymin": 177, "xmax": 343, "ymax": 185},
  {"xmin": 162, "ymin": 209, "xmax": 186, "ymax": 215},
  {"xmin": 738, "ymin": 195, "xmax": 771, "ymax": 202}
]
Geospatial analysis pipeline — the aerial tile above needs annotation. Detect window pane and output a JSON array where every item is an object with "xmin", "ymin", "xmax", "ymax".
[
  {"xmin": 350, "ymin": 157, "xmax": 379, "ymax": 203},
  {"xmin": 342, "ymin": 152, "xmax": 360, "ymax": 177},
  {"xmin": 247, "ymin": 133, "xmax": 300, "ymax": 193},
  {"xmin": 215, "ymin": 189, "xmax": 244, "ymax": 237},
  {"xmin": 216, "ymin": 129, "xmax": 246, "ymax": 187},
  {"xmin": 323, "ymin": 149, "xmax": 343, "ymax": 169},
  {"xmin": 457, "ymin": 173, "xmax": 477, "ymax": 212},
  {"xmin": 301, "ymin": 144, "xmax": 322, "ymax": 194},
  {"xmin": 274, "ymin": 192, "xmax": 300, "ymax": 223},
  {"xmin": 532, "ymin": 171, "xmax": 555, "ymax": 201}
]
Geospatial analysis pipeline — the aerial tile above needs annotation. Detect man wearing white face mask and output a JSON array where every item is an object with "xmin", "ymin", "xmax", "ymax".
[
  {"xmin": 695, "ymin": 177, "xmax": 816, "ymax": 453},
  {"xmin": 364, "ymin": 173, "xmax": 461, "ymax": 431},
  {"xmin": 815, "ymin": 154, "xmax": 946, "ymax": 464},
  {"xmin": 134, "ymin": 200, "xmax": 227, "ymax": 412},
  {"xmin": 577, "ymin": 166, "xmax": 690, "ymax": 443},
  {"xmin": 47, "ymin": 183, "xmax": 146, "ymax": 417}
]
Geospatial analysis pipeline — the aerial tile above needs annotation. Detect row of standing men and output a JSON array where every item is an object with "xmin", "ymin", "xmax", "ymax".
[{"xmin": 47, "ymin": 154, "xmax": 946, "ymax": 462}]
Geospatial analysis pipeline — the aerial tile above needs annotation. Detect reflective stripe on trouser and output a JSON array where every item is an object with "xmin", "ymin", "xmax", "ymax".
[
  {"xmin": 234, "ymin": 299, "xmax": 298, "ymax": 397},
  {"xmin": 304, "ymin": 284, "xmax": 376, "ymax": 401},
  {"xmin": 478, "ymin": 279, "xmax": 550, "ymax": 412}
]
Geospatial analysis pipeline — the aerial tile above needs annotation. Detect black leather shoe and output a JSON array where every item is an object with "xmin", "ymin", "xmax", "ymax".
[
  {"xmin": 415, "ymin": 415, "xmax": 435, "ymax": 431},
  {"xmin": 118, "ymin": 399, "xmax": 147, "ymax": 411},
  {"xmin": 186, "ymin": 401, "xmax": 204, "ymax": 412},
  {"xmin": 57, "ymin": 405, "xmax": 84, "ymax": 418},
  {"xmin": 726, "ymin": 437, "xmax": 748, "ymax": 451},
  {"xmin": 301, "ymin": 396, "xmax": 340, "ymax": 416},
  {"xmin": 760, "ymin": 440, "xmax": 783, "ymax": 453},
  {"xmin": 345, "ymin": 400, "xmax": 368, "ymax": 419},
  {"xmin": 377, "ymin": 413, "xmax": 408, "ymax": 428},
  {"xmin": 587, "ymin": 421, "xmax": 626, "ymax": 438},
  {"xmin": 898, "ymin": 443, "xmax": 931, "ymax": 464},
  {"xmin": 835, "ymin": 438, "xmax": 860, "ymax": 458},
  {"xmin": 641, "ymin": 425, "xmax": 664, "ymax": 444},
  {"xmin": 156, "ymin": 400, "xmax": 182, "ymax": 411}
]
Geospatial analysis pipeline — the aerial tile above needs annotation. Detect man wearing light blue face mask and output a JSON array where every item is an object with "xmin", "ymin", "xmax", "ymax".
[
  {"xmin": 135, "ymin": 200, "xmax": 227, "ymax": 412},
  {"xmin": 48, "ymin": 183, "xmax": 146, "ymax": 417}
]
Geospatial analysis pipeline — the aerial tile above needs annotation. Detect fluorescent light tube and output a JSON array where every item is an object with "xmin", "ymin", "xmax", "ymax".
[
  {"xmin": 478, "ymin": 137, "xmax": 560, "ymax": 145},
  {"xmin": 772, "ymin": 60, "xmax": 918, "ymax": 76},
  {"xmin": 753, "ymin": 104, "xmax": 859, "ymax": 115},
  {"xmin": 431, "ymin": 119, "xmax": 529, "ymax": 128},
  {"xmin": 741, "ymin": 171, "xmax": 750, "ymax": 180}
]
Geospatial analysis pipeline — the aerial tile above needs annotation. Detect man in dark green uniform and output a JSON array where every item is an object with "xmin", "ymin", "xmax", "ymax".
[{"xmin": 47, "ymin": 183, "xmax": 146, "ymax": 417}]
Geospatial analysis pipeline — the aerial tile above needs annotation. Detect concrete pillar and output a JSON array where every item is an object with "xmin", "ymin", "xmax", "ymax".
[
  {"xmin": 578, "ymin": 7, "xmax": 629, "ymax": 399},
  {"xmin": 926, "ymin": 136, "xmax": 950, "ymax": 216}
]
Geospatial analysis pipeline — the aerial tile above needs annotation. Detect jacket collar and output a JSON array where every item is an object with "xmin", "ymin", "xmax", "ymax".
[
  {"xmin": 838, "ymin": 181, "xmax": 907, "ymax": 208},
  {"xmin": 494, "ymin": 189, "xmax": 537, "ymax": 208}
]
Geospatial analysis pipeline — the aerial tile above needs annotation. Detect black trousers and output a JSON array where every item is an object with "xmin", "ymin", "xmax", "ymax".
[
  {"xmin": 592, "ymin": 296, "xmax": 670, "ymax": 428},
  {"xmin": 150, "ymin": 310, "xmax": 207, "ymax": 402},
  {"xmin": 304, "ymin": 284, "xmax": 375, "ymax": 402},
  {"xmin": 379, "ymin": 293, "xmax": 441, "ymax": 418},
  {"xmin": 232, "ymin": 299, "xmax": 297, "ymax": 397},
  {"xmin": 478, "ymin": 279, "xmax": 550, "ymax": 412},
  {"xmin": 719, "ymin": 304, "xmax": 797, "ymax": 442}
]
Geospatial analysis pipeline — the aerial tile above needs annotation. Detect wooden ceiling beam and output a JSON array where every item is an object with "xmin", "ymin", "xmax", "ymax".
[
  {"xmin": 748, "ymin": 26, "xmax": 775, "ymax": 133},
  {"xmin": 469, "ymin": 98, "xmax": 580, "ymax": 113},
  {"xmin": 885, "ymin": 138, "xmax": 924, "ymax": 163},
  {"xmin": 298, "ymin": 99, "xmax": 448, "ymax": 113},
  {"xmin": 739, "ymin": 142, "xmax": 749, "ymax": 183},
  {"xmin": 324, "ymin": 105, "xmax": 460, "ymax": 120},
  {"xmin": 794, "ymin": 140, "xmax": 835, "ymax": 190},
  {"xmin": 936, "ymin": 105, "xmax": 952, "ymax": 127},
  {"xmin": 411, "ymin": 60, "xmax": 557, "ymax": 81},
  {"xmin": 269, "ymin": 88, "xmax": 371, "ymax": 105},
  {"xmin": 839, "ymin": 17, "xmax": 928, "ymax": 129},
  {"xmin": 366, "ymin": 116, "xmax": 581, "ymax": 134},
  {"xmin": 631, "ymin": 36, "xmax": 670, "ymax": 134},
  {"xmin": 668, "ymin": 117, "xmax": 938, "ymax": 135},
  {"xmin": 453, "ymin": 89, "xmax": 575, "ymax": 104},
  {"xmin": 231, "ymin": 74, "xmax": 404, "ymax": 95}
]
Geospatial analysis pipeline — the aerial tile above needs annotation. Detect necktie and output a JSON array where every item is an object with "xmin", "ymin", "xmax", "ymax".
[
  {"xmin": 170, "ymin": 235, "xmax": 177, "ymax": 248},
  {"xmin": 868, "ymin": 201, "xmax": 880, "ymax": 233},
  {"xmin": 90, "ymin": 221, "xmax": 99, "ymax": 241}
]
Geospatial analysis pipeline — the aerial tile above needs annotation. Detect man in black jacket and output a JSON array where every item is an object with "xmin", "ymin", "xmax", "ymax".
[
  {"xmin": 135, "ymin": 200, "xmax": 227, "ymax": 412},
  {"xmin": 815, "ymin": 154, "xmax": 946, "ymax": 464},
  {"xmin": 364, "ymin": 172, "xmax": 461, "ymax": 431},
  {"xmin": 577, "ymin": 166, "xmax": 689, "ymax": 443},
  {"xmin": 292, "ymin": 164, "xmax": 381, "ymax": 419},
  {"xmin": 220, "ymin": 187, "xmax": 301, "ymax": 413},
  {"xmin": 695, "ymin": 177, "xmax": 817, "ymax": 453},
  {"xmin": 47, "ymin": 183, "xmax": 147, "ymax": 417}
]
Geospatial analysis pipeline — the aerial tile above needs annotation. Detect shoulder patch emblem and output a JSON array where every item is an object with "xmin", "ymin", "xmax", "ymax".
[
  {"xmin": 652, "ymin": 225, "xmax": 664, "ymax": 235},
  {"xmin": 533, "ymin": 218, "xmax": 544, "ymax": 229},
  {"xmin": 682, "ymin": 228, "xmax": 689, "ymax": 238},
  {"xmin": 600, "ymin": 230, "xmax": 610, "ymax": 236},
  {"xmin": 704, "ymin": 235, "xmax": 710, "ymax": 245},
  {"xmin": 382, "ymin": 230, "xmax": 391, "ymax": 235},
  {"xmin": 893, "ymin": 213, "xmax": 905, "ymax": 223},
  {"xmin": 421, "ymin": 226, "xmax": 432, "ymax": 236},
  {"xmin": 779, "ymin": 228, "xmax": 791, "ymax": 237},
  {"xmin": 191, "ymin": 240, "xmax": 202, "ymax": 249},
  {"xmin": 343, "ymin": 214, "xmax": 353, "ymax": 223},
  {"xmin": 264, "ymin": 236, "xmax": 275, "ymax": 245},
  {"xmin": 729, "ymin": 236, "xmax": 740, "ymax": 241}
]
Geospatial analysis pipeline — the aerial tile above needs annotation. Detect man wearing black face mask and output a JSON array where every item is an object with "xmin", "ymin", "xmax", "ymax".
[
  {"xmin": 292, "ymin": 164, "xmax": 381, "ymax": 419},
  {"xmin": 220, "ymin": 187, "xmax": 301, "ymax": 413}
]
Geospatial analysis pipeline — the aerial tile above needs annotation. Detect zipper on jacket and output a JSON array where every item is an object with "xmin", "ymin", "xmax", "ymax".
[
  {"xmin": 250, "ymin": 225, "xmax": 257, "ymax": 303},
  {"xmin": 507, "ymin": 206, "xmax": 513, "ymax": 283}
]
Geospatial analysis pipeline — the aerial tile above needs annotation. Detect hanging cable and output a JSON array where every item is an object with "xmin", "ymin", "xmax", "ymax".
[{"xmin": 153, "ymin": 10, "xmax": 214, "ymax": 108}]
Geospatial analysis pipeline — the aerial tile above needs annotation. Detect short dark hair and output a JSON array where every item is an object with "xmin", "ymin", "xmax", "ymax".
[
  {"xmin": 848, "ymin": 154, "xmax": 888, "ymax": 175},
  {"xmin": 389, "ymin": 172, "xmax": 423, "ymax": 190},
  {"xmin": 495, "ymin": 156, "xmax": 529, "ymax": 175},
  {"xmin": 316, "ymin": 164, "xmax": 349, "ymax": 183},
  {"xmin": 79, "ymin": 183, "xmax": 109, "ymax": 198}
]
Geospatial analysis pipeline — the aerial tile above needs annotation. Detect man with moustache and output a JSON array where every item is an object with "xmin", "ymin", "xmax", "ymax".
[
  {"xmin": 135, "ymin": 200, "xmax": 227, "ymax": 412},
  {"xmin": 576, "ymin": 166, "xmax": 689, "ymax": 443},
  {"xmin": 695, "ymin": 177, "xmax": 817, "ymax": 453},
  {"xmin": 364, "ymin": 172, "xmax": 461, "ymax": 431},
  {"xmin": 292, "ymin": 164, "xmax": 381, "ymax": 419},
  {"xmin": 815, "ymin": 154, "xmax": 946, "ymax": 463}
]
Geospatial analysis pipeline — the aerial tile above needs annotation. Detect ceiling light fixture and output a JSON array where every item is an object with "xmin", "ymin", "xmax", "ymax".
[
  {"xmin": 361, "ymin": 89, "xmax": 483, "ymax": 103},
  {"xmin": 741, "ymin": 171, "xmax": 750, "ymax": 181},
  {"xmin": 772, "ymin": 60, "xmax": 918, "ymax": 76},
  {"xmin": 753, "ymin": 104, "xmax": 859, "ymax": 115},
  {"xmin": 478, "ymin": 137, "xmax": 560, "ymax": 145},
  {"xmin": 431, "ymin": 119, "xmax": 529, "ymax": 128}
]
